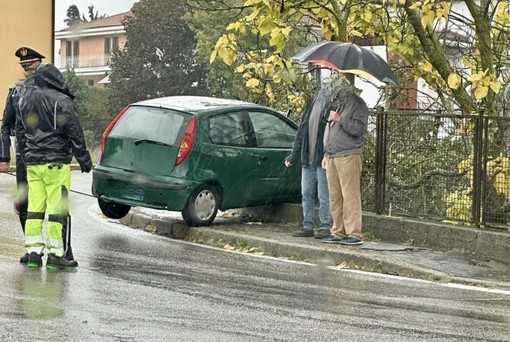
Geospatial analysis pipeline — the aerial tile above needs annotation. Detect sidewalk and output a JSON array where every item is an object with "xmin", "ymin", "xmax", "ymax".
[{"xmin": 119, "ymin": 205, "xmax": 510, "ymax": 291}]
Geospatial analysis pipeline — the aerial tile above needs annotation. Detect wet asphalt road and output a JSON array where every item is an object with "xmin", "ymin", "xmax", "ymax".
[{"xmin": 1, "ymin": 172, "xmax": 510, "ymax": 341}]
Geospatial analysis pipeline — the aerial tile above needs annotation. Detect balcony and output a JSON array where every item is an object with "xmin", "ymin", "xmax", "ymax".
[{"xmin": 60, "ymin": 54, "xmax": 113, "ymax": 77}]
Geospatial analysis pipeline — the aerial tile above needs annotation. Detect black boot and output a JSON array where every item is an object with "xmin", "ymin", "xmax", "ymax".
[
  {"xmin": 64, "ymin": 246, "xmax": 74, "ymax": 261},
  {"xmin": 21, "ymin": 252, "xmax": 44, "ymax": 264},
  {"xmin": 20, "ymin": 253, "xmax": 29, "ymax": 264},
  {"xmin": 27, "ymin": 252, "xmax": 43, "ymax": 269},
  {"xmin": 46, "ymin": 254, "xmax": 78, "ymax": 270}
]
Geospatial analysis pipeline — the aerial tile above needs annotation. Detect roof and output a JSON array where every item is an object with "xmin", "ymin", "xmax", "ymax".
[
  {"xmin": 133, "ymin": 96, "xmax": 268, "ymax": 112},
  {"xmin": 58, "ymin": 11, "xmax": 131, "ymax": 32}
]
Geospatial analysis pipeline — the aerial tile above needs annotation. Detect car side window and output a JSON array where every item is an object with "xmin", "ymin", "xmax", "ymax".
[
  {"xmin": 248, "ymin": 111, "xmax": 296, "ymax": 148},
  {"xmin": 209, "ymin": 113, "xmax": 247, "ymax": 146}
]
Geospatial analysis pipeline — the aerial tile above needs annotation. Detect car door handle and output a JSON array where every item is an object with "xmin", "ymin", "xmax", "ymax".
[{"xmin": 258, "ymin": 156, "xmax": 268, "ymax": 161}]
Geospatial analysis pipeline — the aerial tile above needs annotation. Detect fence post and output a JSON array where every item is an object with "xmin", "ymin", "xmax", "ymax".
[
  {"xmin": 472, "ymin": 110, "xmax": 484, "ymax": 227},
  {"xmin": 374, "ymin": 106, "xmax": 386, "ymax": 215}
]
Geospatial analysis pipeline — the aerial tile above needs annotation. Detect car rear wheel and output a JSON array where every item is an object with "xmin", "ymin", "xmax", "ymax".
[
  {"xmin": 182, "ymin": 185, "xmax": 219, "ymax": 226},
  {"xmin": 98, "ymin": 199, "xmax": 131, "ymax": 219}
]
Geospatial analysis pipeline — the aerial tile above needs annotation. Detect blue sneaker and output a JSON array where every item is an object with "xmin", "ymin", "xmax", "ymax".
[
  {"xmin": 322, "ymin": 235, "xmax": 344, "ymax": 243},
  {"xmin": 339, "ymin": 236, "xmax": 363, "ymax": 245}
]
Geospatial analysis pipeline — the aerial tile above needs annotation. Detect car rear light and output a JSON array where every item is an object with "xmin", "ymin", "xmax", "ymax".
[
  {"xmin": 101, "ymin": 105, "xmax": 130, "ymax": 153},
  {"xmin": 175, "ymin": 115, "xmax": 196, "ymax": 166}
]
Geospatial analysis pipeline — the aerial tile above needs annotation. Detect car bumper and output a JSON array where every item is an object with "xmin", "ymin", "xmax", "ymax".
[{"xmin": 92, "ymin": 167, "xmax": 193, "ymax": 211}]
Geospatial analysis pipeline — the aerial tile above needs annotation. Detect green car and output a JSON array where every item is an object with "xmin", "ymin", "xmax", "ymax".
[{"xmin": 92, "ymin": 96, "xmax": 301, "ymax": 226}]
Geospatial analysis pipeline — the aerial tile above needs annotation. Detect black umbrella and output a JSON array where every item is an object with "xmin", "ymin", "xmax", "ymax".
[{"xmin": 293, "ymin": 40, "xmax": 397, "ymax": 85}]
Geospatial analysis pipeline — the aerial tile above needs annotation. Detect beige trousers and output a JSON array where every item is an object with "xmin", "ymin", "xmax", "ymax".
[{"xmin": 324, "ymin": 154, "xmax": 362, "ymax": 239}]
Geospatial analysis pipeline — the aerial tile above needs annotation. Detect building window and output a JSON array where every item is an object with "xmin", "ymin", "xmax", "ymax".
[
  {"xmin": 88, "ymin": 80, "xmax": 94, "ymax": 87},
  {"xmin": 66, "ymin": 40, "xmax": 80, "ymax": 68},
  {"xmin": 104, "ymin": 37, "xmax": 111, "ymax": 55},
  {"xmin": 104, "ymin": 36, "xmax": 120, "ymax": 65},
  {"xmin": 105, "ymin": 37, "xmax": 111, "ymax": 64}
]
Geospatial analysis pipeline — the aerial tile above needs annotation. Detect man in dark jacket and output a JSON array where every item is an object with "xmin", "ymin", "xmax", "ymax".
[
  {"xmin": 0, "ymin": 87, "xmax": 27, "ymax": 229},
  {"xmin": 0, "ymin": 47, "xmax": 69, "ymax": 264},
  {"xmin": 321, "ymin": 89, "xmax": 369, "ymax": 245},
  {"xmin": 285, "ymin": 77, "xmax": 333, "ymax": 239},
  {"xmin": 17, "ymin": 62, "xmax": 92, "ymax": 270}
]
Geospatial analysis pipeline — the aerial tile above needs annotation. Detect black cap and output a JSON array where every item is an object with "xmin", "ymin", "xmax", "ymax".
[{"xmin": 15, "ymin": 47, "xmax": 45, "ymax": 65}]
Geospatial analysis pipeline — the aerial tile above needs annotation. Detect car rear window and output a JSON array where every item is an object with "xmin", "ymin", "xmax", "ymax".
[{"xmin": 110, "ymin": 106, "xmax": 186, "ymax": 146}]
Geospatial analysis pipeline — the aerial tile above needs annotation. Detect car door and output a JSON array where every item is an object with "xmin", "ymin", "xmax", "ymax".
[
  {"xmin": 199, "ymin": 111, "xmax": 260, "ymax": 208},
  {"xmin": 245, "ymin": 110, "xmax": 301, "ymax": 204}
]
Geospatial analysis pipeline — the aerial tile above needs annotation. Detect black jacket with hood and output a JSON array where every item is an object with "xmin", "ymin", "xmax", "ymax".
[
  {"xmin": 0, "ymin": 86, "xmax": 19, "ymax": 163},
  {"xmin": 285, "ymin": 93, "xmax": 331, "ymax": 167},
  {"xmin": 16, "ymin": 64, "xmax": 92, "ymax": 172}
]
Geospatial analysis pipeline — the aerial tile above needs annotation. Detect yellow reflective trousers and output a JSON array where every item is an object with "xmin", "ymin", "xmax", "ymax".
[{"xmin": 25, "ymin": 163, "xmax": 71, "ymax": 257}]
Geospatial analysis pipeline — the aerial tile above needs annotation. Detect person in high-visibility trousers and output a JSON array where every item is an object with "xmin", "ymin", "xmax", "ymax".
[
  {"xmin": 16, "ymin": 58, "xmax": 92, "ymax": 270},
  {"xmin": 1, "ymin": 47, "xmax": 75, "ymax": 264}
]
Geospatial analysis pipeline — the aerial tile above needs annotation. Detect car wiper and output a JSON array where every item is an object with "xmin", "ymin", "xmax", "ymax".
[{"xmin": 133, "ymin": 138, "xmax": 173, "ymax": 147}]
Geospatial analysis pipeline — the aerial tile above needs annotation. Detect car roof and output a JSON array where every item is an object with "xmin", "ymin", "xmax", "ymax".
[{"xmin": 132, "ymin": 96, "xmax": 270, "ymax": 114}]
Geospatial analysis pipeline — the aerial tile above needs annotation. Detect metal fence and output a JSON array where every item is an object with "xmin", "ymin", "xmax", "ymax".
[
  {"xmin": 362, "ymin": 109, "xmax": 510, "ymax": 229},
  {"xmin": 82, "ymin": 110, "xmax": 510, "ymax": 229}
]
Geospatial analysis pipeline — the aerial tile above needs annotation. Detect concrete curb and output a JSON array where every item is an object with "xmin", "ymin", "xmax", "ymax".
[
  {"xmin": 185, "ymin": 228, "xmax": 449, "ymax": 281},
  {"xmin": 119, "ymin": 210, "xmax": 510, "ymax": 289},
  {"xmin": 243, "ymin": 204, "xmax": 510, "ymax": 263}
]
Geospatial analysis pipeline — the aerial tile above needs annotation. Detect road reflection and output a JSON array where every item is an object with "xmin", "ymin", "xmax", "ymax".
[{"xmin": 19, "ymin": 269, "xmax": 68, "ymax": 320}]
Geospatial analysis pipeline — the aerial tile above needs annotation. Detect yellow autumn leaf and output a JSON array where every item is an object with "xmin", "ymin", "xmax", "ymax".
[
  {"xmin": 246, "ymin": 78, "xmax": 260, "ymax": 88},
  {"xmin": 210, "ymin": 49, "xmax": 218, "ymax": 64},
  {"xmin": 270, "ymin": 29, "xmax": 286, "ymax": 52},
  {"xmin": 210, "ymin": 35, "xmax": 229, "ymax": 64},
  {"xmin": 265, "ymin": 84, "xmax": 274, "ymax": 99},
  {"xmin": 474, "ymin": 85, "xmax": 489, "ymax": 100},
  {"xmin": 363, "ymin": 10, "xmax": 373, "ymax": 22},
  {"xmin": 422, "ymin": 61, "xmax": 433, "ymax": 72},
  {"xmin": 494, "ymin": 173, "xmax": 507, "ymax": 195},
  {"xmin": 218, "ymin": 46, "xmax": 236, "ymax": 66},
  {"xmin": 421, "ymin": 10, "xmax": 436, "ymax": 27},
  {"xmin": 273, "ymin": 72, "xmax": 283, "ymax": 83},
  {"xmin": 409, "ymin": 2, "xmax": 422, "ymax": 10},
  {"xmin": 469, "ymin": 72, "xmax": 485, "ymax": 83},
  {"xmin": 462, "ymin": 57, "xmax": 475, "ymax": 69},
  {"xmin": 281, "ymin": 26, "xmax": 292, "ymax": 37},
  {"xmin": 447, "ymin": 73, "xmax": 461, "ymax": 89},
  {"xmin": 264, "ymin": 63, "xmax": 275, "ymax": 75},
  {"xmin": 324, "ymin": 29, "xmax": 334, "ymax": 40},
  {"xmin": 490, "ymin": 80, "xmax": 501, "ymax": 93},
  {"xmin": 226, "ymin": 21, "xmax": 245, "ymax": 32},
  {"xmin": 245, "ymin": 8, "xmax": 261, "ymax": 22},
  {"xmin": 258, "ymin": 16, "xmax": 274, "ymax": 36}
]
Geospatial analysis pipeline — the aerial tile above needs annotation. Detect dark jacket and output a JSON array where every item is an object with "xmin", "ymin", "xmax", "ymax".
[
  {"xmin": 286, "ymin": 95, "xmax": 330, "ymax": 166},
  {"xmin": 323, "ymin": 90, "xmax": 368, "ymax": 157},
  {"xmin": 16, "ymin": 68, "xmax": 92, "ymax": 172},
  {"xmin": 0, "ymin": 87, "xmax": 19, "ymax": 163}
]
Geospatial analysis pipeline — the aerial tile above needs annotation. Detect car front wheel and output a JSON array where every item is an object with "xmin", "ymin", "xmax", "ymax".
[
  {"xmin": 98, "ymin": 199, "xmax": 131, "ymax": 219},
  {"xmin": 182, "ymin": 185, "xmax": 219, "ymax": 226}
]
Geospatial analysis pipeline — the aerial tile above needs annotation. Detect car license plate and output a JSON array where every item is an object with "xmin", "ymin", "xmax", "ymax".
[{"xmin": 122, "ymin": 185, "xmax": 145, "ymax": 202}]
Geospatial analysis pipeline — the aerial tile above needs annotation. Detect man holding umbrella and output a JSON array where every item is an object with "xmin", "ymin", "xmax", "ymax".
[
  {"xmin": 321, "ymin": 86, "xmax": 369, "ymax": 245},
  {"xmin": 292, "ymin": 40, "xmax": 395, "ymax": 245}
]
